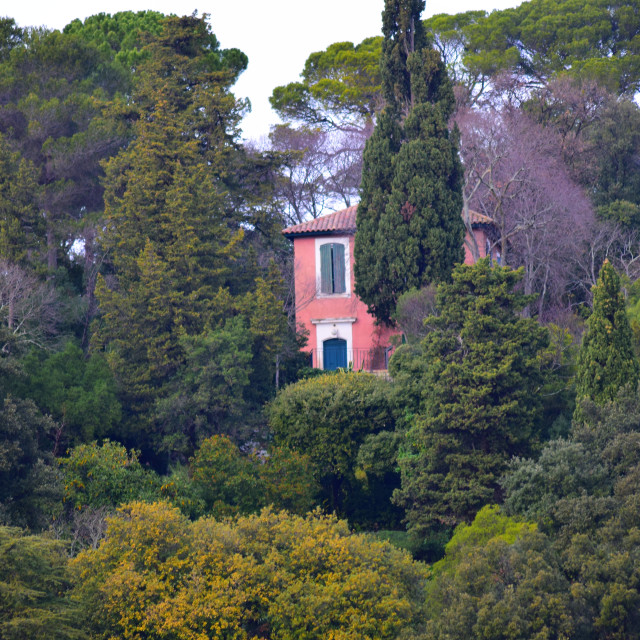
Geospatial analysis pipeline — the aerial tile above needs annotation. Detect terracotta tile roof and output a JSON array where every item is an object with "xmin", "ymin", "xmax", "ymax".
[
  {"xmin": 467, "ymin": 209, "xmax": 494, "ymax": 225},
  {"xmin": 282, "ymin": 204, "xmax": 493, "ymax": 237},
  {"xmin": 282, "ymin": 205, "xmax": 358, "ymax": 237}
]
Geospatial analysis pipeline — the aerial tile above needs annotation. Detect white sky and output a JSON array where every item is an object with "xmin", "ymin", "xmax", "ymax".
[{"xmin": 5, "ymin": 0, "xmax": 521, "ymax": 140}]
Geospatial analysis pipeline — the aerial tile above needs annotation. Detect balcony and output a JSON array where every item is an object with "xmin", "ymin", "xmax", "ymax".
[{"xmin": 308, "ymin": 346, "xmax": 393, "ymax": 372}]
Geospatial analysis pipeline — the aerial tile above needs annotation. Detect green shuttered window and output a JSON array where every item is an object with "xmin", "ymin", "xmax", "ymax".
[{"xmin": 320, "ymin": 243, "xmax": 346, "ymax": 294}]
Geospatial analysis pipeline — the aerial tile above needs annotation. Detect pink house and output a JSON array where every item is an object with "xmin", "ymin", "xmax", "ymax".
[{"xmin": 282, "ymin": 205, "xmax": 494, "ymax": 371}]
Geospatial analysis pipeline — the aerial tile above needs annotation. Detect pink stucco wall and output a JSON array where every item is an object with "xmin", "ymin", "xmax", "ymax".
[
  {"xmin": 463, "ymin": 227, "xmax": 491, "ymax": 264},
  {"xmin": 293, "ymin": 227, "xmax": 487, "ymax": 370}
]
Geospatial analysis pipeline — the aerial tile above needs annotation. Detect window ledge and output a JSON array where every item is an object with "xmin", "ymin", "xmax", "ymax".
[{"xmin": 311, "ymin": 317, "xmax": 357, "ymax": 325}]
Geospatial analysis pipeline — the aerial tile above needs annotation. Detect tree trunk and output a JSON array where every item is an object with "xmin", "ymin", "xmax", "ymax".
[
  {"xmin": 46, "ymin": 222, "xmax": 57, "ymax": 273},
  {"xmin": 81, "ymin": 227, "xmax": 98, "ymax": 349}
]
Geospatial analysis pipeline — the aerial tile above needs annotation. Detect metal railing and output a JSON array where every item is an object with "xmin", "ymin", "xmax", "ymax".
[{"xmin": 308, "ymin": 346, "xmax": 393, "ymax": 371}]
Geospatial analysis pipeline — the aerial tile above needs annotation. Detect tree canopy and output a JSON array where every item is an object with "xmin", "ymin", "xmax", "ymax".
[{"xmin": 71, "ymin": 501, "xmax": 428, "ymax": 640}]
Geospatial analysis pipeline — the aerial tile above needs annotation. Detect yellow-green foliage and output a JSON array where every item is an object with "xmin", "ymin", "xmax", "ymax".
[
  {"xmin": 189, "ymin": 434, "xmax": 262, "ymax": 517},
  {"xmin": 71, "ymin": 501, "xmax": 427, "ymax": 640},
  {"xmin": 60, "ymin": 440, "xmax": 161, "ymax": 511},
  {"xmin": 424, "ymin": 506, "xmax": 574, "ymax": 639},
  {"xmin": 0, "ymin": 526, "xmax": 82, "ymax": 639},
  {"xmin": 188, "ymin": 435, "xmax": 319, "ymax": 518},
  {"xmin": 429, "ymin": 505, "xmax": 537, "ymax": 579},
  {"xmin": 258, "ymin": 446, "xmax": 319, "ymax": 515},
  {"xmin": 269, "ymin": 372, "xmax": 395, "ymax": 480}
]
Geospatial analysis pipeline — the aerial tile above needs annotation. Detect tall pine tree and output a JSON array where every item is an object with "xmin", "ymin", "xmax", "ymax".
[
  {"xmin": 93, "ymin": 15, "xmax": 248, "ymax": 456},
  {"xmin": 94, "ymin": 16, "xmax": 291, "ymax": 462},
  {"xmin": 354, "ymin": 0, "xmax": 464, "ymax": 325},
  {"xmin": 574, "ymin": 260, "xmax": 639, "ymax": 413}
]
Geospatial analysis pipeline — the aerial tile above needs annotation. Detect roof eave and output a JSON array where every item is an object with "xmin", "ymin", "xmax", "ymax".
[
  {"xmin": 471, "ymin": 222, "xmax": 494, "ymax": 230},
  {"xmin": 282, "ymin": 228, "xmax": 356, "ymax": 239}
]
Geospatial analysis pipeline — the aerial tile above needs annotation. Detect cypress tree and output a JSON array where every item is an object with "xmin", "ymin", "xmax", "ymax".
[
  {"xmin": 354, "ymin": 0, "xmax": 464, "ymax": 325},
  {"xmin": 574, "ymin": 260, "xmax": 639, "ymax": 412}
]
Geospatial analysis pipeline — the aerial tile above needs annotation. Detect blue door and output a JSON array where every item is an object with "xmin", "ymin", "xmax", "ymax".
[{"xmin": 323, "ymin": 338, "xmax": 347, "ymax": 370}]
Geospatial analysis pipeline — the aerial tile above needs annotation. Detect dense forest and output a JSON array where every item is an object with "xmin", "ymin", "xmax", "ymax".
[{"xmin": 2, "ymin": 0, "xmax": 640, "ymax": 638}]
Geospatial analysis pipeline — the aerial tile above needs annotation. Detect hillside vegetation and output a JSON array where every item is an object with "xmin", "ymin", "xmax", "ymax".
[{"xmin": 2, "ymin": 2, "xmax": 640, "ymax": 637}]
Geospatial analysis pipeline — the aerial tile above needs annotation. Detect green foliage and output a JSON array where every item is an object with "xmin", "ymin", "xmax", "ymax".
[
  {"xmin": 357, "ymin": 430, "xmax": 403, "ymax": 480},
  {"xmin": 430, "ymin": 505, "xmax": 537, "ymax": 578},
  {"xmin": 0, "ymin": 24, "xmax": 131, "ymax": 284},
  {"xmin": 189, "ymin": 435, "xmax": 263, "ymax": 518},
  {"xmin": 0, "ymin": 526, "xmax": 83, "ymax": 639},
  {"xmin": 269, "ymin": 372, "xmax": 397, "ymax": 524},
  {"xmin": 392, "ymin": 284, "xmax": 437, "ymax": 343},
  {"xmin": 372, "ymin": 527, "xmax": 451, "ymax": 561},
  {"xmin": 71, "ymin": 501, "xmax": 428, "ymax": 640},
  {"xmin": 189, "ymin": 435, "xmax": 319, "ymax": 519},
  {"xmin": 259, "ymin": 446, "xmax": 319, "ymax": 515},
  {"xmin": 575, "ymin": 261, "xmax": 639, "ymax": 414},
  {"xmin": 388, "ymin": 342, "xmax": 430, "ymax": 423},
  {"xmin": 424, "ymin": 0, "xmax": 640, "ymax": 102},
  {"xmin": 535, "ymin": 322, "xmax": 578, "ymax": 439},
  {"xmin": 503, "ymin": 386, "xmax": 640, "ymax": 637},
  {"xmin": 590, "ymin": 99, "xmax": 640, "ymax": 218},
  {"xmin": 17, "ymin": 342, "xmax": 121, "ymax": 447},
  {"xmin": 94, "ymin": 15, "xmax": 249, "ymax": 449},
  {"xmin": 395, "ymin": 260, "xmax": 549, "ymax": 532},
  {"xmin": 59, "ymin": 440, "xmax": 161, "ymax": 511},
  {"xmin": 270, "ymin": 37, "xmax": 382, "ymax": 129},
  {"xmin": 237, "ymin": 263, "xmax": 291, "ymax": 409},
  {"xmin": 380, "ymin": 0, "xmax": 430, "ymax": 111},
  {"xmin": 422, "ymin": 11, "xmax": 489, "ymax": 103},
  {"xmin": 270, "ymin": 0, "xmax": 640, "ymax": 137},
  {"xmin": 0, "ymin": 18, "xmax": 23, "ymax": 62},
  {"xmin": 0, "ymin": 133, "xmax": 42, "ymax": 265},
  {"xmin": 93, "ymin": 15, "xmax": 286, "ymax": 460},
  {"xmin": 502, "ymin": 438, "xmax": 607, "ymax": 524},
  {"xmin": 505, "ymin": 385, "xmax": 640, "ymax": 531},
  {"xmin": 155, "ymin": 317, "xmax": 254, "ymax": 457},
  {"xmin": 152, "ymin": 265, "xmax": 291, "ymax": 459},
  {"xmin": 423, "ymin": 506, "xmax": 574, "ymax": 639},
  {"xmin": 0, "ymin": 397, "xmax": 62, "ymax": 530},
  {"xmin": 354, "ymin": 0, "xmax": 463, "ymax": 325},
  {"xmin": 62, "ymin": 10, "xmax": 167, "ymax": 92},
  {"xmin": 354, "ymin": 429, "xmax": 405, "ymax": 529},
  {"xmin": 625, "ymin": 277, "xmax": 640, "ymax": 356},
  {"xmin": 467, "ymin": 0, "xmax": 640, "ymax": 95},
  {"xmin": 155, "ymin": 463, "xmax": 205, "ymax": 520}
]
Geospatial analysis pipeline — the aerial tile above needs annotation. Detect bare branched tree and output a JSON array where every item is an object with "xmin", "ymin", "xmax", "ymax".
[
  {"xmin": 0, "ymin": 261, "xmax": 59, "ymax": 354},
  {"xmin": 570, "ymin": 220, "xmax": 640, "ymax": 306},
  {"xmin": 456, "ymin": 106, "xmax": 594, "ymax": 317},
  {"xmin": 51, "ymin": 506, "xmax": 111, "ymax": 557},
  {"xmin": 266, "ymin": 124, "xmax": 369, "ymax": 226}
]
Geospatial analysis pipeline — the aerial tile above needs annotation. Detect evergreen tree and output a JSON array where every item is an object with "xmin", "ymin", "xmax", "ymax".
[
  {"xmin": 94, "ymin": 16, "xmax": 247, "ymax": 457},
  {"xmin": 94, "ymin": 16, "xmax": 291, "ymax": 461},
  {"xmin": 0, "ymin": 396, "xmax": 62, "ymax": 530},
  {"xmin": 394, "ymin": 260, "xmax": 549, "ymax": 532},
  {"xmin": 0, "ymin": 134, "xmax": 43, "ymax": 266},
  {"xmin": 354, "ymin": 0, "xmax": 464, "ymax": 325},
  {"xmin": 574, "ymin": 260, "xmax": 639, "ymax": 412},
  {"xmin": 0, "ymin": 526, "xmax": 82, "ymax": 639}
]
